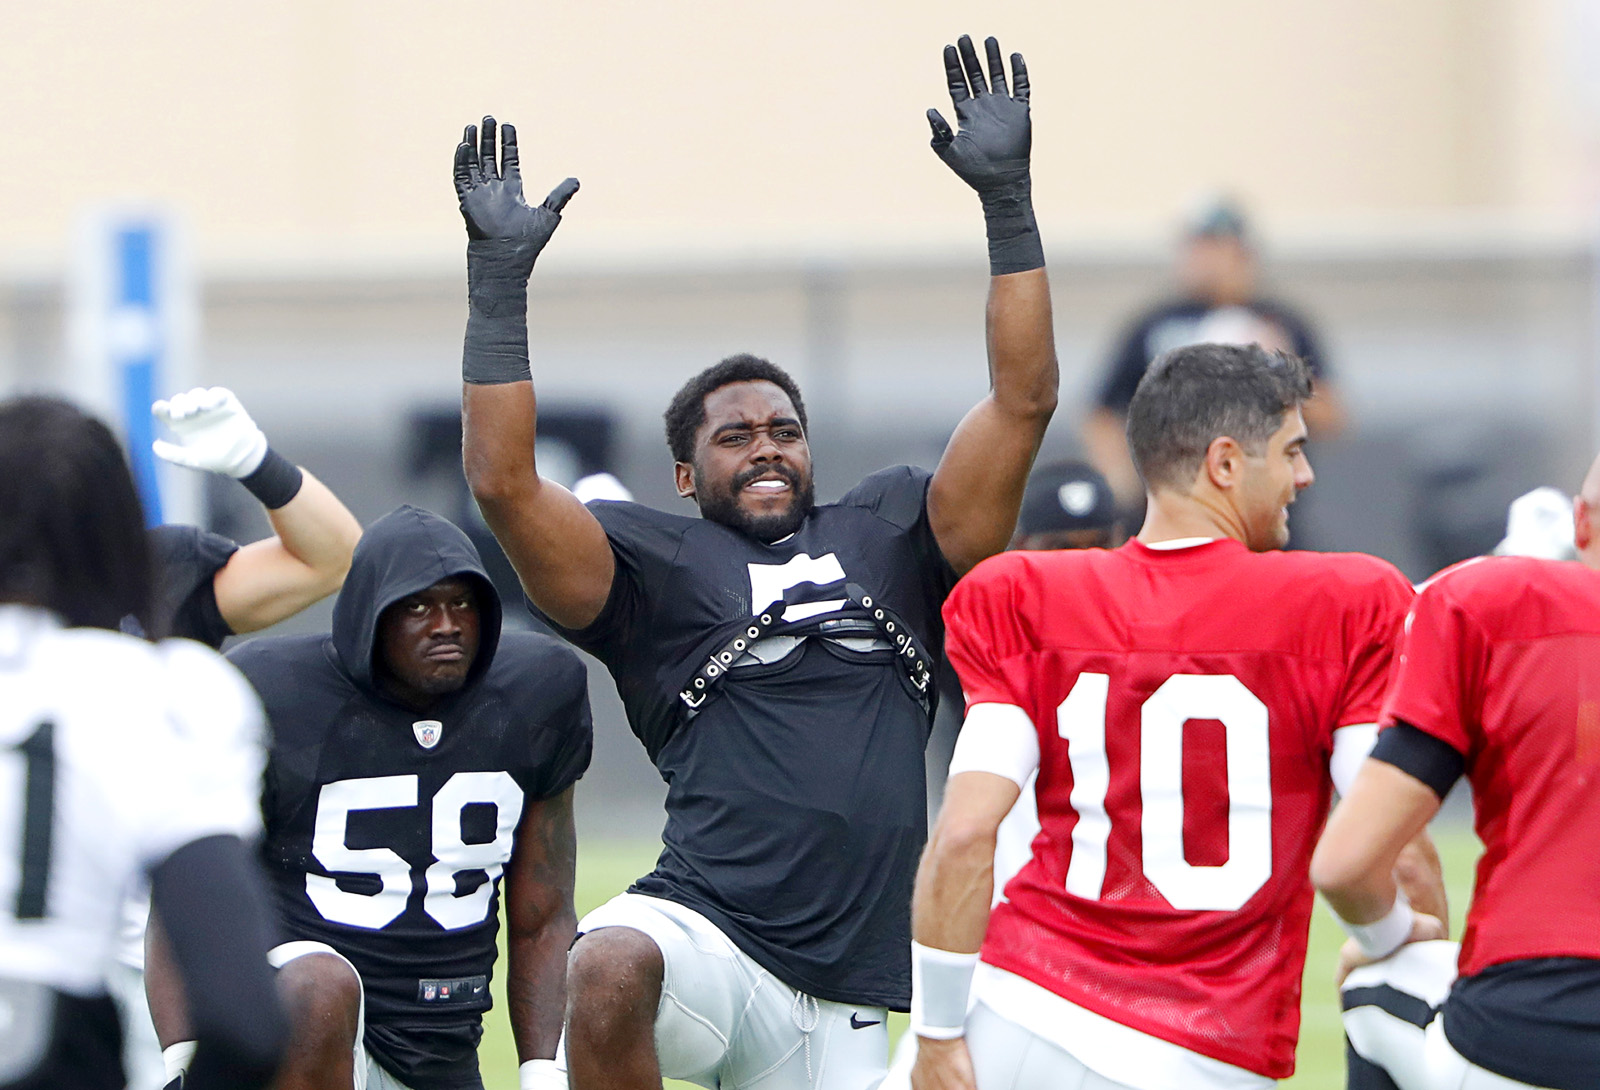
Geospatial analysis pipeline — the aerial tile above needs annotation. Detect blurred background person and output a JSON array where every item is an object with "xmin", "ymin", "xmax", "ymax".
[
  {"xmin": 0, "ymin": 395, "xmax": 285, "ymax": 1090},
  {"xmin": 1083, "ymin": 197, "xmax": 1347, "ymax": 519}
]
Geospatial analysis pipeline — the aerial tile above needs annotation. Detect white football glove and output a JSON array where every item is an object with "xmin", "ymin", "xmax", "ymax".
[
  {"xmin": 151, "ymin": 387, "xmax": 269, "ymax": 478},
  {"xmin": 1494, "ymin": 486, "xmax": 1577, "ymax": 561}
]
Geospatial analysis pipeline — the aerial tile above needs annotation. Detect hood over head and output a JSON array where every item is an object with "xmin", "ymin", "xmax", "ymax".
[{"xmin": 331, "ymin": 505, "xmax": 502, "ymax": 694}]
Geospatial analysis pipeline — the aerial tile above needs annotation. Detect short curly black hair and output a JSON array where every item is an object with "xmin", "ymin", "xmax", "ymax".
[{"xmin": 663, "ymin": 354, "xmax": 809, "ymax": 464}]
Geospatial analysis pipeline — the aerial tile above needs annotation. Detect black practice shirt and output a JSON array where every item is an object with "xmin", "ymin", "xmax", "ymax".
[
  {"xmin": 1096, "ymin": 297, "xmax": 1327, "ymax": 414},
  {"xmin": 544, "ymin": 466, "xmax": 958, "ymax": 1010}
]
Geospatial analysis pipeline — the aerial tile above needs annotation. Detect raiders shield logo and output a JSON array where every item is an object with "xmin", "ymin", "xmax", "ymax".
[{"xmin": 413, "ymin": 720, "xmax": 443, "ymax": 749}]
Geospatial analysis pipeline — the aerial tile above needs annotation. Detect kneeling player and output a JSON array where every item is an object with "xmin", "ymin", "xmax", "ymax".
[
  {"xmin": 903, "ymin": 344, "xmax": 1445, "ymax": 1090},
  {"xmin": 1311, "ymin": 454, "xmax": 1600, "ymax": 1090},
  {"xmin": 152, "ymin": 507, "xmax": 593, "ymax": 1090}
]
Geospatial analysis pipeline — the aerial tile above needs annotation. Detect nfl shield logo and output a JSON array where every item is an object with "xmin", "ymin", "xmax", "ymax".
[
  {"xmin": 423, "ymin": 983, "xmax": 437, "ymax": 1000},
  {"xmin": 413, "ymin": 720, "xmax": 443, "ymax": 749}
]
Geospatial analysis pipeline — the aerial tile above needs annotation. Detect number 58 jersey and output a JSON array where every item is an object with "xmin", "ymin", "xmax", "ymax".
[{"xmin": 943, "ymin": 539, "xmax": 1413, "ymax": 1079}]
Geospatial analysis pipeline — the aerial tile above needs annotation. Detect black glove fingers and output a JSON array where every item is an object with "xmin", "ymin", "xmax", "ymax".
[
  {"xmin": 957, "ymin": 34, "xmax": 987, "ymax": 95},
  {"xmin": 462, "ymin": 124, "xmax": 484, "ymax": 185},
  {"xmin": 453, "ymin": 141, "xmax": 475, "ymax": 199},
  {"xmin": 984, "ymin": 36, "xmax": 1008, "ymax": 96},
  {"xmin": 926, "ymin": 108, "xmax": 955, "ymax": 148},
  {"xmin": 942, "ymin": 43, "xmax": 970, "ymax": 104},
  {"xmin": 501, "ymin": 123, "xmax": 521, "ymax": 178},
  {"xmin": 1010, "ymin": 53, "xmax": 1030, "ymax": 104},
  {"xmin": 479, "ymin": 116, "xmax": 499, "ymax": 180},
  {"xmin": 542, "ymin": 177, "xmax": 580, "ymax": 213}
]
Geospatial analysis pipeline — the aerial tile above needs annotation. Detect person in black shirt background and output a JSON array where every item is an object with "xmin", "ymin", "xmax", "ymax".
[
  {"xmin": 1082, "ymin": 198, "xmax": 1347, "ymax": 519},
  {"xmin": 148, "ymin": 507, "xmax": 592, "ymax": 1090},
  {"xmin": 451, "ymin": 33, "xmax": 1056, "ymax": 1090}
]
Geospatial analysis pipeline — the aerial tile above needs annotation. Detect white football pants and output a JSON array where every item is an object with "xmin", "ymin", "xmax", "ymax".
[
  {"xmin": 1342, "ymin": 940, "xmax": 1546, "ymax": 1090},
  {"xmin": 557, "ymin": 893, "xmax": 889, "ymax": 1090}
]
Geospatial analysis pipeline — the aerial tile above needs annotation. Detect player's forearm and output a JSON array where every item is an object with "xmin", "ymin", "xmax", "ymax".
[
  {"xmin": 462, "ymin": 380, "xmax": 542, "ymax": 508},
  {"xmin": 507, "ymin": 915, "xmax": 576, "ymax": 1060},
  {"xmin": 461, "ymin": 383, "xmax": 613, "ymax": 627},
  {"xmin": 1395, "ymin": 831, "xmax": 1448, "ymax": 929},
  {"xmin": 912, "ymin": 822, "xmax": 998, "ymax": 953},
  {"xmin": 984, "ymin": 268, "xmax": 1057, "ymax": 425},
  {"xmin": 262, "ymin": 468, "xmax": 360, "ymax": 588}
]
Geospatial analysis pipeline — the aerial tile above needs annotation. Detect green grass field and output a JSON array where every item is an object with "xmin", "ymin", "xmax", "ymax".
[{"xmin": 477, "ymin": 826, "xmax": 1482, "ymax": 1089}]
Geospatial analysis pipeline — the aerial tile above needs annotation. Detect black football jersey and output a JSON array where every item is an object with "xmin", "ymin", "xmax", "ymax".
[
  {"xmin": 230, "ymin": 507, "xmax": 593, "ymax": 1090},
  {"xmin": 545, "ymin": 466, "xmax": 958, "ymax": 1009},
  {"xmin": 146, "ymin": 524, "xmax": 239, "ymax": 647}
]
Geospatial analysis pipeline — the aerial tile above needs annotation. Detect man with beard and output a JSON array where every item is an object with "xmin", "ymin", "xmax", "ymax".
[
  {"xmin": 149, "ymin": 507, "xmax": 592, "ymax": 1090},
  {"xmin": 451, "ymin": 33, "xmax": 1056, "ymax": 1090}
]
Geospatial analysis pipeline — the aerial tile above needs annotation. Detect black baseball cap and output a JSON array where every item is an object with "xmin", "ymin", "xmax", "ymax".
[{"xmin": 1018, "ymin": 461, "xmax": 1118, "ymax": 535}]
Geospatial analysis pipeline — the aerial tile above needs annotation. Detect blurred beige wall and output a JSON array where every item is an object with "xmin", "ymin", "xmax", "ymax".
[{"xmin": 3, "ymin": 0, "xmax": 1599, "ymax": 273}]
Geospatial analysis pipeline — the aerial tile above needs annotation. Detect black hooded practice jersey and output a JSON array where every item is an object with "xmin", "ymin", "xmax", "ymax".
[
  {"xmin": 229, "ymin": 506, "xmax": 592, "ymax": 1090},
  {"xmin": 545, "ymin": 466, "xmax": 957, "ymax": 1010}
]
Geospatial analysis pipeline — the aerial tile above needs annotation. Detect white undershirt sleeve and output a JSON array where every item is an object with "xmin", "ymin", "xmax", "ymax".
[
  {"xmin": 948, "ymin": 703, "xmax": 1041, "ymax": 788},
  {"xmin": 1330, "ymin": 723, "xmax": 1379, "ymax": 798}
]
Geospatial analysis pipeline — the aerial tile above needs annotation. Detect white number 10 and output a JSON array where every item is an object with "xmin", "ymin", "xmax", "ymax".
[{"xmin": 1058, "ymin": 673, "xmax": 1271, "ymax": 912}]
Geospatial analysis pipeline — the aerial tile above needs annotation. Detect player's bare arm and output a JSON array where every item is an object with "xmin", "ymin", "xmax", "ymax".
[
  {"xmin": 907, "ymin": 770, "xmax": 1022, "ymax": 1090},
  {"xmin": 152, "ymin": 386, "xmax": 362, "ymax": 632},
  {"xmin": 504, "ymin": 786, "xmax": 579, "ymax": 1070},
  {"xmin": 455, "ymin": 117, "xmax": 614, "ymax": 629},
  {"xmin": 1394, "ymin": 827, "xmax": 1448, "ymax": 926},
  {"xmin": 213, "ymin": 468, "xmax": 361, "ymax": 631},
  {"xmin": 1312, "ymin": 757, "xmax": 1448, "ymax": 984},
  {"xmin": 923, "ymin": 36, "xmax": 1058, "ymax": 575}
]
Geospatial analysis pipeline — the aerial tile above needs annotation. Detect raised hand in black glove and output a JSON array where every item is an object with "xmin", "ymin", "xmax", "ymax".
[
  {"xmin": 454, "ymin": 116, "xmax": 579, "ymax": 247},
  {"xmin": 927, "ymin": 36, "xmax": 1043, "ymax": 276},
  {"xmin": 454, "ymin": 116, "xmax": 579, "ymax": 384}
]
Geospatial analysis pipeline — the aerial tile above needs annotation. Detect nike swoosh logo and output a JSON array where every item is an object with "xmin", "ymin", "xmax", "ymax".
[{"xmin": 850, "ymin": 1013, "xmax": 882, "ymax": 1030}]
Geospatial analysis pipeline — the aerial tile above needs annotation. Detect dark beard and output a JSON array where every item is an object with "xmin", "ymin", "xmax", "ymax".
[{"xmin": 696, "ymin": 464, "xmax": 816, "ymax": 542}]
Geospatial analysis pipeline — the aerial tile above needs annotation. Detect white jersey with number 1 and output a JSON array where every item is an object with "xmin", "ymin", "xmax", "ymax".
[{"xmin": 0, "ymin": 605, "xmax": 265, "ymax": 996}]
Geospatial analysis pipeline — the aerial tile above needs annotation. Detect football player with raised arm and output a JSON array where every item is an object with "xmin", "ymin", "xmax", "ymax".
[
  {"xmin": 148, "ymin": 507, "xmax": 593, "ymax": 1090},
  {"xmin": 0, "ymin": 396, "xmax": 285, "ymax": 1090},
  {"xmin": 1310, "ymin": 455, "xmax": 1600, "ymax": 1090},
  {"xmin": 903, "ymin": 344, "xmax": 1446, "ymax": 1090},
  {"xmin": 452, "ymin": 34, "xmax": 1056, "ymax": 1090},
  {"xmin": 144, "ymin": 385, "xmax": 363, "ymax": 647},
  {"xmin": 112, "ymin": 385, "xmax": 362, "ymax": 1090}
]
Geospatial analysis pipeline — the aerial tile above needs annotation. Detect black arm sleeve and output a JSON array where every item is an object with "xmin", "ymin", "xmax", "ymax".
[
  {"xmin": 1369, "ymin": 722, "xmax": 1465, "ymax": 801},
  {"xmin": 148, "ymin": 835, "xmax": 287, "ymax": 1090}
]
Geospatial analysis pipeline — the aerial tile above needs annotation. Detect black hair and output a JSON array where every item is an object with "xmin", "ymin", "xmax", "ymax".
[
  {"xmin": 662, "ymin": 354, "xmax": 809, "ymax": 464},
  {"xmin": 0, "ymin": 396, "xmax": 153, "ymax": 631},
  {"xmin": 1126, "ymin": 343, "xmax": 1312, "ymax": 492}
]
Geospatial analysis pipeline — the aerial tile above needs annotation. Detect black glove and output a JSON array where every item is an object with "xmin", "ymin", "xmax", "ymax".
[
  {"xmin": 927, "ymin": 36, "xmax": 1043, "ymax": 276},
  {"xmin": 455, "ymin": 116, "xmax": 579, "ymax": 246},
  {"xmin": 454, "ymin": 116, "xmax": 579, "ymax": 384}
]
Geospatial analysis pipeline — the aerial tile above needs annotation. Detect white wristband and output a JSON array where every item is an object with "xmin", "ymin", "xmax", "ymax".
[
  {"xmin": 520, "ymin": 1058, "xmax": 564, "ymax": 1090},
  {"xmin": 1336, "ymin": 898, "xmax": 1415, "ymax": 960},
  {"xmin": 910, "ymin": 941, "xmax": 978, "ymax": 1040}
]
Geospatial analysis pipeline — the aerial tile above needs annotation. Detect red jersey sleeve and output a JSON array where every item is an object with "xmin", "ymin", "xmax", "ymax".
[
  {"xmin": 1379, "ymin": 572, "xmax": 1484, "ymax": 755},
  {"xmin": 942, "ymin": 554, "xmax": 1032, "ymax": 710},
  {"xmin": 1335, "ymin": 562, "xmax": 1414, "ymax": 728}
]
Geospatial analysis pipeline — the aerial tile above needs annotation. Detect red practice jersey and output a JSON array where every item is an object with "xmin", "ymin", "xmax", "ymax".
[
  {"xmin": 1381, "ymin": 556, "xmax": 1600, "ymax": 977},
  {"xmin": 944, "ymin": 539, "xmax": 1413, "ymax": 1078}
]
